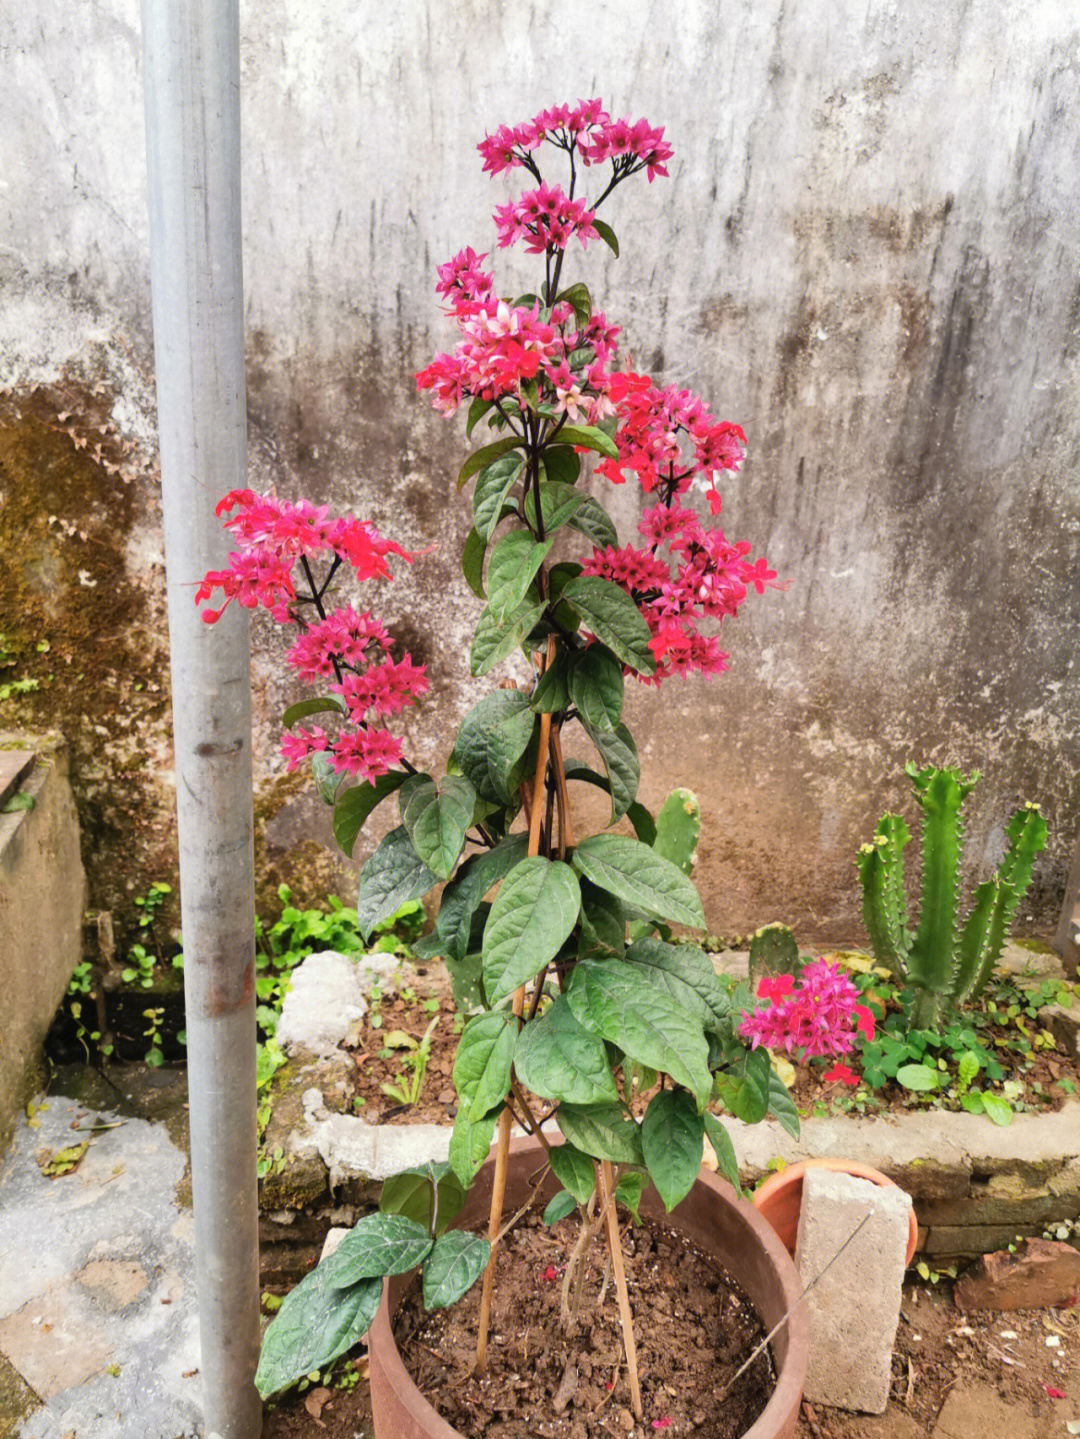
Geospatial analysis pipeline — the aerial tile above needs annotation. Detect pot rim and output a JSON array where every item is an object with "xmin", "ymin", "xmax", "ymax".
[{"xmin": 368, "ymin": 1134, "xmax": 809, "ymax": 1439}]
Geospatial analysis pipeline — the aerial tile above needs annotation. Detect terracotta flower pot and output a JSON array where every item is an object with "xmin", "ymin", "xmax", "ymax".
[
  {"xmin": 368, "ymin": 1135, "xmax": 809, "ymax": 1439},
  {"xmin": 753, "ymin": 1158, "xmax": 919, "ymax": 1267}
]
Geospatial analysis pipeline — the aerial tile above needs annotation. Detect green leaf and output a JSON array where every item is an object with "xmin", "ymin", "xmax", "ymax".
[
  {"xmin": 555, "ymin": 281, "xmax": 592, "ymax": 326},
  {"xmin": 462, "ymin": 526, "xmax": 487, "ymax": 599},
  {"xmin": 473, "ymin": 453, "xmax": 525, "ymax": 542},
  {"xmin": 282, "ymin": 696, "xmax": 344, "ymax": 728},
  {"xmin": 554, "ymin": 423, "xmax": 619, "ymax": 459},
  {"xmin": 436, "ymin": 835, "xmax": 529, "ymax": 960},
  {"xmin": 896, "ymin": 1063, "xmax": 939, "ymax": 1093},
  {"xmin": 453, "ymin": 1012, "xmax": 517, "ymax": 1121},
  {"xmin": 593, "ymin": 218, "xmax": 619, "ymax": 257},
  {"xmin": 980, "ymin": 1092, "xmax": 1013, "ymax": 1126},
  {"xmin": 624, "ymin": 937, "xmax": 729, "ymax": 1029},
  {"xmin": 566, "ymin": 496, "xmax": 618, "ymax": 550},
  {"xmin": 543, "ymin": 1189, "xmax": 579, "ymax": 1225},
  {"xmin": 310, "ymin": 750, "xmax": 345, "ymax": 805},
  {"xmin": 549, "ymin": 1143, "xmax": 597, "ymax": 1205},
  {"xmin": 957, "ymin": 1050, "xmax": 981, "ymax": 1090},
  {"xmin": 482, "ymin": 856, "xmax": 581, "ymax": 1004},
  {"xmin": 541, "ymin": 446, "xmax": 581, "ymax": 486},
  {"xmin": 565, "ymin": 960, "xmax": 712, "ymax": 1107},
  {"xmin": 457, "ymin": 436, "xmax": 523, "ymax": 491},
  {"xmin": 713, "ymin": 1048, "xmax": 772, "ymax": 1124},
  {"xmin": 379, "ymin": 1163, "xmax": 465, "ymax": 1236},
  {"xmin": 560, "ymin": 577, "xmax": 655, "ymax": 675},
  {"xmin": 320, "ymin": 1213, "xmax": 433, "ymax": 1287},
  {"xmin": 331, "ymin": 771, "xmax": 410, "ymax": 856},
  {"xmin": 571, "ymin": 834, "xmax": 705, "ymax": 928},
  {"xmin": 579, "ymin": 880, "xmax": 627, "ymax": 957},
  {"xmin": 569, "ymin": 646, "xmax": 624, "ymax": 730},
  {"xmin": 453, "ymin": 690, "xmax": 536, "ymax": 805},
  {"xmin": 403, "ymin": 775, "xmax": 476, "ymax": 880},
  {"xmin": 486, "ymin": 530, "xmax": 554, "ymax": 621},
  {"xmin": 513, "ymin": 995, "xmax": 619, "ymax": 1105},
  {"xmin": 448, "ymin": 1106, "xmax": 499, "ymax": 1187},
  {"xmin": 255, "ymin": 1266, "xmax": 381, "ymax": 1397},
  {"xmin": 767, "ymin": 1069, "xmax": 801, "ymax": 1140},
  {"xmin": 641, "ymin": 1089, "xmax": 704, "ymax": 1211},
  {"xmin": 354, "ymin": 827, "xmax": 438, "ymax": 941},
  {"xmin": 702, "ymin": 1113, "xmax": 743, "ymax": 1195},
  {"xmin": 582, "ymin": 720, "xmax": 639, "ymax": 824},
  {"xmin": 614, "ymin": 1170, "xmax": 647, "ymax": 1221},
  {"xmin": 469, "ymin": 596, "xmax": 548, "ymax": 676},
  {"xmin": 959, "ymin": 1092, "xmax": 985, "ymax": 1115},
  {"xmin": 524, "ymin": 481, "xmax": 586, "ymax": 536},
  {"xmin": 557, "ymin": 1103, "xmax": 644, "ymax": 1166},
  {"xmin": 531, "ymin": 652, "xmax": 572, "ymax": 713},
  {"xmin": 466, "ymin": 396, "xmax": 496, "ymax": 439},
  {"xmin": 422, "ymin": 1232, "xmax": 491, "ymax": 1311}
]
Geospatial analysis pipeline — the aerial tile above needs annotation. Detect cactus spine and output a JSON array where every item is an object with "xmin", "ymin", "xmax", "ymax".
[{"xmin": 858, "ymin": 764, "xmax": 1048, "ymax": 1032}]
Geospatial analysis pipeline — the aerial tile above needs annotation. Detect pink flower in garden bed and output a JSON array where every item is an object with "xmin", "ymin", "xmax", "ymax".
[{"xmin": 739, "ymin": 959, "xmax": 875, "ymax": 1062}]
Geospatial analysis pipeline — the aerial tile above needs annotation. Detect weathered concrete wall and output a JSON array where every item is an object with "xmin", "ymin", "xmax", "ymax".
[
  {"xmin": 2, "ymin": 1, "xmax": 1079, "ymax": 941},
  {"xmin": 0, "ymin": 736, "xmax": 86, "ymax": 1150}
]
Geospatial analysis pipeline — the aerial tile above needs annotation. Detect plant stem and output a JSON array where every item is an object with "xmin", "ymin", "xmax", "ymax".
[{"xmin": 597, "ymin": 1159, "xmax": 642, "ymax": 1421}]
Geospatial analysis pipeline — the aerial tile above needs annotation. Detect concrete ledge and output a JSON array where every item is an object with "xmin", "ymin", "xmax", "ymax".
[{"xmin": 0, "ymin": 733, "xmax": 86, "ymax": 1153}]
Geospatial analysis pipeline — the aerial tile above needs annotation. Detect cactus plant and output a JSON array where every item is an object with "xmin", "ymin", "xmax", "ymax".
[
  {"xmin": 748, "ymin": 922, "xmax": 802, "ymax": 988},
  {"xmin": 652, "ymin": 788, "xmax": 700, "ymax": 876},
  {"xmin": 857, "ymin": 763, "xmax": 1048, "ymax": 1031}
]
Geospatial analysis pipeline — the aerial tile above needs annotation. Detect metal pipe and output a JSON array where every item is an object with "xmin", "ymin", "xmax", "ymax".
[{"xmin": 141, "ymin": 1, "xmax": 261, "ymax": 1435}]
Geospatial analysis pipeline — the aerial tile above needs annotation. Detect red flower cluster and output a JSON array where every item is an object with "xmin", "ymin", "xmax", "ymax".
[
  {"xmin": 738, "ymin": 960, "xmax": 876, "ymax": 1062},
  {"xmin": 477, "ymin": 98, "xmax": 672, "ymax": 185},
  {"xmin": 197, "ymin": 491, "xmax": 425, "ymax": 784},
  {"xmin": 493, "ymin": 183, "xmax": 598, "ymax": 254}
]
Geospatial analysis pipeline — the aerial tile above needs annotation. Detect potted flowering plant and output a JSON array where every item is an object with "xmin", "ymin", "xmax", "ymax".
[{"xmin": 199, "ymin": 99, "xmax": 840, "ymax": 1438}]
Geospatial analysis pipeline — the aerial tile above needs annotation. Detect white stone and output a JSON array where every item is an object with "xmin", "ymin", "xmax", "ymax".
[
  {"xmin": 307, "ymin": 1112, "xmax": 451, "ymax": 1186},
  {"xmin": 320, "ymin": 1227, "xmax": 350, "ymax": 1263},
  {"xmin": 353, "ymin": 951, "xmax": 410, "ymax": 995},
  {"xmin": 276, "ymin": 951, "xmax": 368, "ymax": 1056},
  {"xmin": 796, "ymin": 1170, "xmax": 911, "ymax": 1413}
]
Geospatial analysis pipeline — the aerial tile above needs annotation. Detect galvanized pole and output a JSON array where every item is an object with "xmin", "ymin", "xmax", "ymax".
[{"xmin": 142, "ymin": 1, "xmax": 261, "ymax": 1436}]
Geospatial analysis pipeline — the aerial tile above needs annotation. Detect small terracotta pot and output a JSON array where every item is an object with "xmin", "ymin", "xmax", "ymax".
[
  {"xmin": 753, "ymin": 1158, "xmax": 919, "ymax": 1267},
  {"xmin": 369, "ymin": 1135, "xmax": 809, "ymax": 1439}
]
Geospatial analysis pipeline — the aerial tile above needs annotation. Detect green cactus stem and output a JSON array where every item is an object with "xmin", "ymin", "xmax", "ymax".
[
  {"xmin": 856, "ymin": 815, "xmax": 911, "ymax": 980},
  {"xmin": 748, "ymin": 922, "xmax": 801, "ymax": 987},
  {"xmin": 652, "ymin": 788, "xmax": 700, "ymax": 877}
]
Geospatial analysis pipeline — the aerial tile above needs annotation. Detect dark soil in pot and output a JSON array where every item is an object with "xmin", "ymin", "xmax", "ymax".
[{"xmin": 395, "ymin": 1209, "xmax": 773, "ymax": 1438}]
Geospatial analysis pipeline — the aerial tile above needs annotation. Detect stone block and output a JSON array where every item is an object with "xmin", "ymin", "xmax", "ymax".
[
  {"xmin": 923, "ymin": 1223, "xmax": 1042, "ymax": 1259},
  {"xmin": 276, "ymin": 951, "xmax": 369, "ymax": 1056},
  {"xmin": 953, "ymin": 1237, "xmax": 1080, "ymax": 1311},
  {"xmin": 795, "ymin": 1169, "xmax": 911, "ymax": 1414}
]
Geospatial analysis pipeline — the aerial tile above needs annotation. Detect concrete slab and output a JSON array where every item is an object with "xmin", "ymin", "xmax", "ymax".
[
  {"xmin": 931, "ymin": 1382, "xmax": 1042, "ymax": 1439},
  {"xmin": 0, "ymin": 1095, "xmax": 202, "ymax": 1438}
]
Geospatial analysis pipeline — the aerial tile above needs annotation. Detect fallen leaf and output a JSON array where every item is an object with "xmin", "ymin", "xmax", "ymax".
[{"xmin": 304, "ymin": 1386, "xmax": 332, "ymax": 1422}]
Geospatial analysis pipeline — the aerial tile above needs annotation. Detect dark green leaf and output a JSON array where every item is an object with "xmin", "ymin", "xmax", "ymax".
[
  {"xmin": 566, "ymin": 496, "xmax": 618, "ymax": 550},
  {"xmin": 321, "ymin": 1213, "xmax": 433, "ymax": 1286},
  {"xmin": 713, "ymin": 1048, "xmax": 771, "ymax": 1124},
  {"xmin": 473, "ymin": 453, "xmax": 525, "ymax": 542},
  {"xmin": 469, "ymin": 596, "xmax": 548, "ymax": 676},
  {"xmin": 560, "ymin": 577, "xmax": 655, "ymax": 675},
  {"xmin": 462, "ymin": 526, "xmax": 487, "ymax": 598},
  {"xmin": 548, "ymin": 1143, "xmax": 597, "ymax": 1204},
  {"xmin": 552, "ymin": 423, "xmax": 619, "ymax": 459},
  {"xmin": 311, "ymin": 750, "xmax": 345, "ymax": 805},
  {"xmin": 524, "ymin": 481, "xmax": 586, "ymax": 536},
  {"xmin": 332, "ymin": 771, "xmax": 410, "ymax": 856},
  {"xmin": 379, "ymin": 1163, "xmax": 465, "ymax": 1237},
  {"xmin": 593, "ymin": 219, "xmax": 619, "ymax": 257},
  {"xmin": 513, "ymin": 995, "xmax": 619, "ymax": 1105},
  {"xmin": 571, "ymin": 834, "xmax": 706, "ymax": 928},
  {"xmin": 767, "ymin": 1070, "xmax": 801, "ymax": 1140},
  {"xmin": 453, "ymin": 1011, "xmax": 517, "ymax": 1120},
  {"xmin": 543, "ymin": 1190, "xmax": 578, "ymax": 1225},
  {"xmin": 556, "ymin": 1103, "xmax": 644, "ymax": 1165},
  {"xmin": 614, "ymin": 1170, "xmax": 647, "ymax": 1221},
  {"xmin": 255, "ymin": 1266, "xmax": 381, "ymax": 1397},
  {"xmin": 453, "ymin": 691, "xmax": 536, "ymax": 805},
  {"xmin": 531, "ymin": 652, "xmax": 572, "ymax": 713},
  {"xmin": 624, "ymin": 937, "xmax": 730, "ymax": 1029},
  {"xmin": 448, "ymin": 1106, "xmax": 499, "ymax": 1186},
  {"xmin": 555, "ymin": 282, "xmax": 592, "ymax": 326},
  {"xmin": 482, "ymin": 856, "xmax": 581, "ymax": 1004},
  {"xmin": 354, "ymin": 827, "xmax": 438, "ymax": 940},
  {"xmin": 422, "ymin": 1231, "xmax": 491, "ymax": 1310},
  {"xmin": 541, "ymin": 446, "xmax": 581, "ymax": 486},
  {"xmin": 565, "ymin": 960, "xmax": 712, "ymax": 1106},
  {"xmin": 641, "ymin": 1089, "xmax": 704, "ymax": 1211},
  {"xmin": 702, "ymin": 1113, "xmax": 743, "ymax": 1195},
  {"xmin": 466, "ymin": 396, "xmax": 496, "ymax": 439},
  {"xmin": 582, "ymin": 720, "xmax": 639, "ymax": 823},
  {"xmin": 457, "ymin": 436, "xmax": 523, "ymax": 491},
  {"xmin": 283, "ymin": 696, "xmax": 344, "ymax": 728},
  {"xmin": 403, "ymin": 775, "xmax": 476, "ymax": 880},
  {"xmin": 626, "ymin": 802, "xmax": 658, "ymax": 846},
  {"xmin": 578, "ymin": 880, "xmax": 627, "ymax": 957},
  {"xmin": 569, "ymin": 647, "xmax": 624, "ymax": 729},
  {"xmin": 487, "ymin": 530, "xmax": 554, "ymax": 621},
  {"xmin": 436, "ymin": 835, "xmax": 530, "ymax": 960}
]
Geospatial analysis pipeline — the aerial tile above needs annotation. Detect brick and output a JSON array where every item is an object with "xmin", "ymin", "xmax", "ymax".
[
  {"xmin": 953, "ymin": 1237, "xmax": 1080, "ymax": 1311},
  {"xmin": 795, "ymin": 1169, "xmax": 911, "ymax": 1413}
]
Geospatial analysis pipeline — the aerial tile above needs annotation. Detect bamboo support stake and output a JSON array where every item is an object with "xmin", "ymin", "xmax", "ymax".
[
  {"xmin": 474, "ymin": 641, "xmax": 555, "ymax": 1375},
  {"xmin": 598, "ymin": 1159, "xmax": 643, "ymax": 1421}
]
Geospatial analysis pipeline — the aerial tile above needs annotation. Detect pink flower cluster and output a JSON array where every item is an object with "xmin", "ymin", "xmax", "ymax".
[
  {"xmin": 493, "ymin": 183, "xmax": 598, "ymax": 254},
  {"xmin": 417, "ymin": 287, "xmax": 620, "ymax": 422},
  {"xmin": 582, "ymin": 501, "xmax": 783, "ymax": 683},
  {"xmin": 738, "ymin": 961, "xmax": 877, "ymax": 1062},
  {"xmin": 196, "ymin": 491, "xmax": 426, "ymax": 784},
  {"xmin": 477, "ymin": 99, "xmax": 672, "ymax": 185}
]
